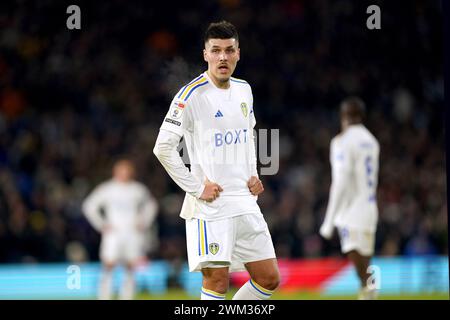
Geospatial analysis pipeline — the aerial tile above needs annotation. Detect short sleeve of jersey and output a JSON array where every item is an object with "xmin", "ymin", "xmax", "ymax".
[{"xmin": 160, "ymin": 91, "xmax": 194, "ymax": 137}]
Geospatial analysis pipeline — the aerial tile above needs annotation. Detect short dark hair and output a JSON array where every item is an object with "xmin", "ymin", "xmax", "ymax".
[
  {"xmin": 204, "ymin": 20, "xmax": 239, "ymax": 43},
  {"xmin": 340, "ymin": 96, "xmax": 366, "ymax": 123}
]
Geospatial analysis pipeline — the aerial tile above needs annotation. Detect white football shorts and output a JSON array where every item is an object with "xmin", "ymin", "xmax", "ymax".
[
  {"xmin": 338, "ymin": 226, "xmax": 376, "ymax": 257},
  {"xmin": 100, "ymin": 230, "xmax": 146, "ymax": 264},
  {"xmin": 185, "ymin": 213, "xmax": 276, "ymax": 272}
]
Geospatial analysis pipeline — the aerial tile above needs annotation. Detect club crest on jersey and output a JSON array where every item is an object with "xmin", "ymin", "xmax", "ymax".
[
  {"xmin": 240, "ymin": 102, "xmax": 248, "ymax": 117},
  {"xmin": 170, "ymin": 101, "xmax": 185, "ymax": 119},
  {"xmin": 209, "ymin": 243, "xmax": 219, "ymax": 255}
]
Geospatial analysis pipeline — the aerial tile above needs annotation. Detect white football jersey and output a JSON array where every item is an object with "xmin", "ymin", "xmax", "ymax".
[
  {"xmin": 82, "ymin": 179, "xmax": 158, "ymax": 232},
  {"xmin": 327, "ymin": 124, "xmax": 380, "ymax": 231},
  {"xmin": 159, "ymin": 71, "xmax": 261, "ymax": 221}
]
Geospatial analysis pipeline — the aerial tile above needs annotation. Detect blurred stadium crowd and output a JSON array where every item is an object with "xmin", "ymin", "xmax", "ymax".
[{"xmin": 0, "ymin": 0, "xmax": 446, "ymax": 265}]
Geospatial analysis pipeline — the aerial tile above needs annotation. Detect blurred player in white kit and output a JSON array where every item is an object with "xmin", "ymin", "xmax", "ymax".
[
  {"xmin": 320, "ymin": 97, "xmax": 380, "ymax": 300},
  {"xmin": 82, "ymin": 159, "xmax": 158, "ymax": 300}
]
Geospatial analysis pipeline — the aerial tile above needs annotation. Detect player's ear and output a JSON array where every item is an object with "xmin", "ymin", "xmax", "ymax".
[
  {"xmin": 237, "ymin": 47, "xmax": 240, "ymax": 61},
  {"xmin": 203, "ymin": 48, "xmax": 208, "ymax": 62}
]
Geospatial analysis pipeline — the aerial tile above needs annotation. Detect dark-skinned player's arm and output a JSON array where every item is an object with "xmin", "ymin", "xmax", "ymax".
[{"xmin": 320, "ymin": 139, "xmax": 352, "ymax": 239}]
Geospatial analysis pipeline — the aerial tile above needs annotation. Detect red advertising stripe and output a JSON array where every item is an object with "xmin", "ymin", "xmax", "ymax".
[{"xmin": 230, "ymin": 258, "xmax": 350, "ymax": 292}]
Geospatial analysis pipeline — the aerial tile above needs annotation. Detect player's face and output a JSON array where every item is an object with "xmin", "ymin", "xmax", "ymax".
[
  {"xmin": 204, "ymin": 38, "xmax": 240, "ymax": 84},
  {"xmin": 113, "ymin": 161, "xmax": 135, "ymax": 182}
]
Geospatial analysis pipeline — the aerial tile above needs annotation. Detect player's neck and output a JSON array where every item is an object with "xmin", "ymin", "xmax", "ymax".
[
  {"xmin": 206, "ymin": 70, "xmax": 230, "ymax": 89},
  {"xmin": 113, "ymin": 178, "xmax": 132, "ymax": 184}
]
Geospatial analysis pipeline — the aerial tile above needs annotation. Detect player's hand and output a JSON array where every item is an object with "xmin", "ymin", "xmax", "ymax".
[
  {"xmin": 135, "ymin": 223, "xmax": 146, "ymax": 232},
  {"xmin": 248, "ymin": 176, "xmax": 264, "ymax": 196},
  {"xmin": 319, "ymin": 224, "xmax": 334, "ymax": 240},
  {"xmin": 199, "ymin": 178, "xmax": 223, "ymax": 202},
  {"xmin": 102, "ymin": 224, "xmax": 113, "ymax": 233}
]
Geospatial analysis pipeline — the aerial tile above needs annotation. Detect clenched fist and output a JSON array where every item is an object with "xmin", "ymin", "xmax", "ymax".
[
  {"xmin": 248, "ymin": 176, "xmax": 264, "ymax": 196},
  {"xmin": 199, "ymin": 178, "xmax": 223, "ymax": 202}
]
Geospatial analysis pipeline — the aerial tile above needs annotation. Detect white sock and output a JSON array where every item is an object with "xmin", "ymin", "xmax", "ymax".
[
  {"xmin": 232, "ymin": 279, "xmax": 274, "ymax": 300},
  {"xmin": 98, "ymin": 269, "xmax": 113, "ymax": 300},
  {"xmin": 119, "ymin": 270, "xmax": 135, "ymax": 300},
  {"xmin": 200, "ymin": 287, "xmax": 226, "ymax": 300}
]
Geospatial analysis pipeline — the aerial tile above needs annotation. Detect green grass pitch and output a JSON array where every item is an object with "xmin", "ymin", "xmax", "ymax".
[{"xmin": 135, "ymin": 288, "xmax": 449, "ymax": 300}]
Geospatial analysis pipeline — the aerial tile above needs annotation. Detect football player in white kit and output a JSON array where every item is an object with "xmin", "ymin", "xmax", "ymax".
[
  {"xmin": 320, "ymin": 97, "xmax": 380, "ymax": 300},
  {"xmin": 153, "ymin": 21, "xmax": 280, "ymax": 300},
  {"xmin": 82, "ymin": 159, "xmax": 158, "ymax": 300}
]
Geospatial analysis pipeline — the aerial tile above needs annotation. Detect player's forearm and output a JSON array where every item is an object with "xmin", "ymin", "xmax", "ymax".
[
  {"xmin": 82, "ymin": 204, "xmax": 104, "ymax": 232},
  {"xmin": 153, "ymin": 129, "xmax": 205, "ymax": 198},
  {"xmin": 140, "ymin": 201, "xmax": 158, "ymax": 228},
  {"xmin": 323, "ymin": 178, "xmax": 347, "ymax": 225},
  {"xmin": 249, "ymin": 129, "xmax": 259, "ymax": 178}
]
